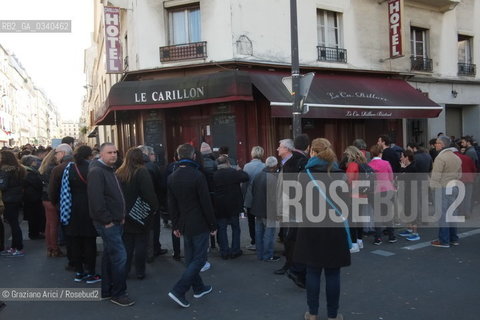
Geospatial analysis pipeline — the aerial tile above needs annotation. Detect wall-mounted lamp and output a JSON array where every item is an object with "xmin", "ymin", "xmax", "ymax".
[{"xmin": 451, "ymin": 90, "xmax": 458, "ymax": 98}]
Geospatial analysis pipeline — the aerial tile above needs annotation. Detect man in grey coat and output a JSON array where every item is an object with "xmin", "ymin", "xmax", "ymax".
[{"xmin": 242, "ymin": 146, "xmax": 266, "ymax": 250}]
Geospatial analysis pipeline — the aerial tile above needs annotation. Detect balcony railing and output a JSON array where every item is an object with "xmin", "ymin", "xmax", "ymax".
[
  {"xmin": 410, "ymin": 56, "xmax": 433, "ymax": 72},
  {"xmin": 458, "ymin": 63, "xmax": 476, "ymax": 76},
  {"xmin": 159, "ymin": 41, "xmax": 207, "ymax": 62},
  {"xmin": 317, "ymin": 46, "xmax": 347, "ymax": 63}
]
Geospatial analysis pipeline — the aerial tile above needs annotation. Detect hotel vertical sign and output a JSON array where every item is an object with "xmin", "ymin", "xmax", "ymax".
[
  {"xmin": 104, "ymin": 7, "xmax": 122, "ymax": 73},
  {"xmin": 388, "ymin": 0, "xmax": 403, "ymax": 58}
]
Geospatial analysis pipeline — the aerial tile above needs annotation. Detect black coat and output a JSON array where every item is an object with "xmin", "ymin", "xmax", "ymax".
[
  {"xmin": 121, "ymin": 167, "xmax": 159, "ymax": 234},
  {"xmin": 282, "ymin": 151, "xmax": 307, "ymax": 173},
  {"xmin": 0, "ymin": 165, "xmax": 24, "ymax": 204},
  {"xmin": 213, "ymin": 167, "xmax": 249, "ymax": 219},
  {"xmin": 64, "ymin": 160, "xmax": 97, "ymax": 237},
  {"xmin": 167, "ymin": 159, "xmax": 216, "ymax": 236},
  {"xmin": 293, "ymin": 160, "xmax": 351, "ymax": 269},
  {"xmin": 87, "ymin": 160, "xmax": 126, "ymax": 225},
  {"xmin": 23, "ymin": 167, "xmax": 43, "ymax": 203}
]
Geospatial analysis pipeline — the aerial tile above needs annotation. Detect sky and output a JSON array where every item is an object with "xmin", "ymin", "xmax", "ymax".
[{"xmin": 0, "ymin": 0, "xmax": 94, "ymax": 121}]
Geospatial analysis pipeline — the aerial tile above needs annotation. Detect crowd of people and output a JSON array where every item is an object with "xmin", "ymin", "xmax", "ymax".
[{"xmin": 0, "ymin": 131, "xmax": 478, "ymax": 319}]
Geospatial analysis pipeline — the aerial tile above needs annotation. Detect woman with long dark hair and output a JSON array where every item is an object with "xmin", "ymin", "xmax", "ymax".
[
  {"xmin": 0, "ymin": 150, "xmax": 27, "ymax": 256},
  {"xmin": 116, "ymin": 148, "xmax": 158, "ymax": 279}
]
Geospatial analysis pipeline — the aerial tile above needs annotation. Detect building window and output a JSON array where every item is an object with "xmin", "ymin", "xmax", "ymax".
[
  {"xmin": 317, "ymin": 9, "xmax": 346, "ymax": 63},
  {"xmin": 410, "ymin": 27, "xmax": 432, "ymax": 72},
  {"xmin": 169, "ymin": 5, "xmax": 201, "ymax": 45},
  {"xmin": 458, "ymin": 35, "xmax": 476, "ymax": 76}
]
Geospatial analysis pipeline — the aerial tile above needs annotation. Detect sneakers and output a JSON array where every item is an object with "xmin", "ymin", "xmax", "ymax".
[
  {"xmin": 110, "ymin": 295, "xmax": 135, "ymax": 307},
  {"xmin": 85, "ymin": 274, "xmax": 102, "ymax": 284},
  {"xmin": 350, "ymin": 243, "xmax": 360, "ymax": 253},
  {"xmin": 74, "ymin": 273, "xmax": 88, "ymax": 282},
  {"xmin": 388, "ymin": 236, "xmax": 398, "ymax": 243},
  {"xmin": 357, "ymin": 239, "xmax": 364, "ymax": 249},
  {"xmin": 193, "ymin": 285, "xmax": 213, "ymax": 298},
  {"xmin": 304, "ymin": 311, "xmax": 318, "ymax": 320},
  {"xmin": 1, "ymin": 248, "xmax": 14, "ymax": 256},
  {"xmin": 406, "ymin": 234, "xmax": 420, "ymax": 241},
  {"xmin": 450, "ymin": 240, "xmax": 460, "ymax": 246},
  {"xmin": 200, "ymin": 261, "xmax": 211, "ymax": 272},
  {"xmin": 246, "ymin": 244, "xmax": 256, "ymax": 251},
  {"xmin": 431, "ymin": 240, "xmax": 450, "ymax": 248},
  {"xmin": 2, "ymin": 249, "xmax": 24, "ymax": 257},
  {"xmin": 168, "ymin": 292, "xmax": 190, "ymax": 308},
  {"xmin": 373, "ymin": 238, "xmax": 382, "ymax": 245},
  {"xmin": 264, "ymin": 256, "xmax": 280, "ymax": 262},
  {"xmin": 399, "ymin": 229, "xmax": 413, "ymax": 237}
]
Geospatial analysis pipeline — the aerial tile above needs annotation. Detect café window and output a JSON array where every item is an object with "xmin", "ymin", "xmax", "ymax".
[{"xmin": 168, "ymin": 5, "xmax": 201, "ymax": 45}]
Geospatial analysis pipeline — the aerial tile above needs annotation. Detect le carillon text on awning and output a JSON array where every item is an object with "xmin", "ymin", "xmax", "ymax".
[{"xmin": 95, "ymin": 70, "xmax": 442, "ymax": 125}]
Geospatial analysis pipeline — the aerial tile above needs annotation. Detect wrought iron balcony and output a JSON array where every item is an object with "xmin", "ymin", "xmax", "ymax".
[
  {"xmin": 159, "ymin": 41, "xmax": 207, "ymax": 62},
  {"xmin": 458, "ymin": 63, "xmax": 476, "ymax": 76},
  {"xmin": 410, "ymin": 56, "xmax": 433, "ymax": 72},
  {"xmin": 317, "ymin": 46, "xmax": 347, "ymax": 63}
]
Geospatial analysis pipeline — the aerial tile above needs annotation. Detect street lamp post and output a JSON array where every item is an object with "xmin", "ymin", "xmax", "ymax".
[{"xmin": 290, "ymin": 0, "xmax": 302, "ymax": 139}]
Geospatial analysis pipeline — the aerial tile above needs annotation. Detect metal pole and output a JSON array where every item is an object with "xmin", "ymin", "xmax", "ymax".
[{"xmin": 290, "ymin": 0, "xmax": 302, "ymax": 139}]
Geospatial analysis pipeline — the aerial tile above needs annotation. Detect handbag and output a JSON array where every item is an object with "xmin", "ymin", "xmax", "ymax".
[{"xmin": 128, "ymin": 196, "xmax": 151, "ymax": 226}]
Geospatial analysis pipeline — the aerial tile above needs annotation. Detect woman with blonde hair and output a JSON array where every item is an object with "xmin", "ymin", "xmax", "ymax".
[
  {"xmin": 294, "ymin": 138, "xmax": 350, "ymax": 320},
  {"xmin": 341, "ymin": 146, "xmax": 370, "ymax": 253},
  {"xmin": 116, "ymin": 147, "xmax": 158, "ymax": 279},
  {"xmin": 38, "ymin": 150, "xmax": 65, "ymax": 257}
]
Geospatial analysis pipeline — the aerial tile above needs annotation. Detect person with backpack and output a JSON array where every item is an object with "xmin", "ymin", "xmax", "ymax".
[{"xmin": 341, "ymin": 146, "xmax": 373, "ymax": 253}]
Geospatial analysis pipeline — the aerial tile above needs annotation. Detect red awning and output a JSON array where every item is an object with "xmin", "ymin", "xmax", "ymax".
[{"xmin": 250, "ymin": 71, "xmax": 442, "ymax": 119}]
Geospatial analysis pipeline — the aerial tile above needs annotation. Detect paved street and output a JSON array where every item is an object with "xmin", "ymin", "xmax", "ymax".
[{"xmin": 1, "ymin": 218, "xmax": 479, "ymax": 320}]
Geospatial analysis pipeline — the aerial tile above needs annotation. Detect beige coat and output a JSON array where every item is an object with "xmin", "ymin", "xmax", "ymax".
[{"xmin": 430, "ymin": 148, "xmax": 462, "ymax": 188}]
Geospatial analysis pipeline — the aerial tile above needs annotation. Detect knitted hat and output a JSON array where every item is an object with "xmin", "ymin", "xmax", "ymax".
[{"xmin": 200, "ymin": 142, "xmax": 212, "ymax": 155}]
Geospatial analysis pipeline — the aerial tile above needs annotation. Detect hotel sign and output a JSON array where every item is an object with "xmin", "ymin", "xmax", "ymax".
[
  {"xmin": 104, "ymin": 7, "xmax": 122, "ymax": 73},
  {"xmin": 388, "ymin": 0, "xmax": 403, "ymax": 58}
]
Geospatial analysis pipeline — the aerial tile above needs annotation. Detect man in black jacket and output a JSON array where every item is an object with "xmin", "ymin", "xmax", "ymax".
[
  {"xmin": 274, "ymin": 138, "xmax": 307, "ymax": 284},
  {"xmin": 88, "ymin": 143, "xmax": 134, "ymax": 307},
  {"xmin": 167, "ymin": 144, "xmax": 217, "ymax": 308}
]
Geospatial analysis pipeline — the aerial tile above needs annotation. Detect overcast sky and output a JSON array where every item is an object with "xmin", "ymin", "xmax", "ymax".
[{"xmin": 0, "ymin": 0, "xmax": 93, "ymax": 121}]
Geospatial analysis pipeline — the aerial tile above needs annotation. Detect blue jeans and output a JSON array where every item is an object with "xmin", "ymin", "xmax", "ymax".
[
  {"xmin": 95, "ymin": 223, "xmax": 127, "ymax": 298},
  {"xmin": 306, "ymin": 266, "xmax": 340, "ymax": 318},
  {"xmin": 217, "ymin": 216, "xmax": 241, "ymax": 257},
  {"xmin": 255, "ymin": 218, "xmax": 276, "ymax": 260},
  {"xmin": 437, "ymin": 187, "xmax": 459, "ymax": 245},
  {"xmin": 171, "ymin": 232, "xmax": 209, "ymax": 297}
]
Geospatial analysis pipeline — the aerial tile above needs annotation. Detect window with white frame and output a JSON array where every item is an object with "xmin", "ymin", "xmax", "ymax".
[
  {"xmin": 317, "ymin": 10, "xmax": 343, "ymax": 48},
  {"xmin": 410, "ymin": 27, "xmax": 428, "ymax": 58},
  {"xmin": 458, "ymin": 35, "xmax": 473, "ymax": 64},
  {"xmin": 169, "ymin": 5, "xmax": 201, "ymax": 45}
]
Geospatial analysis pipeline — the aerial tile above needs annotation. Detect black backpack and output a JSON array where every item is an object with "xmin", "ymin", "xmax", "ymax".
[{"xmin": 357, "ymin": 162, "xmax": 376, "ymax": 195}]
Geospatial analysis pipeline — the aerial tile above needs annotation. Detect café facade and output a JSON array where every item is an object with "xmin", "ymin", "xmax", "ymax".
[{"xmin": 94, "ymin": 62, "xmax": 441, "ymax": 165}]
